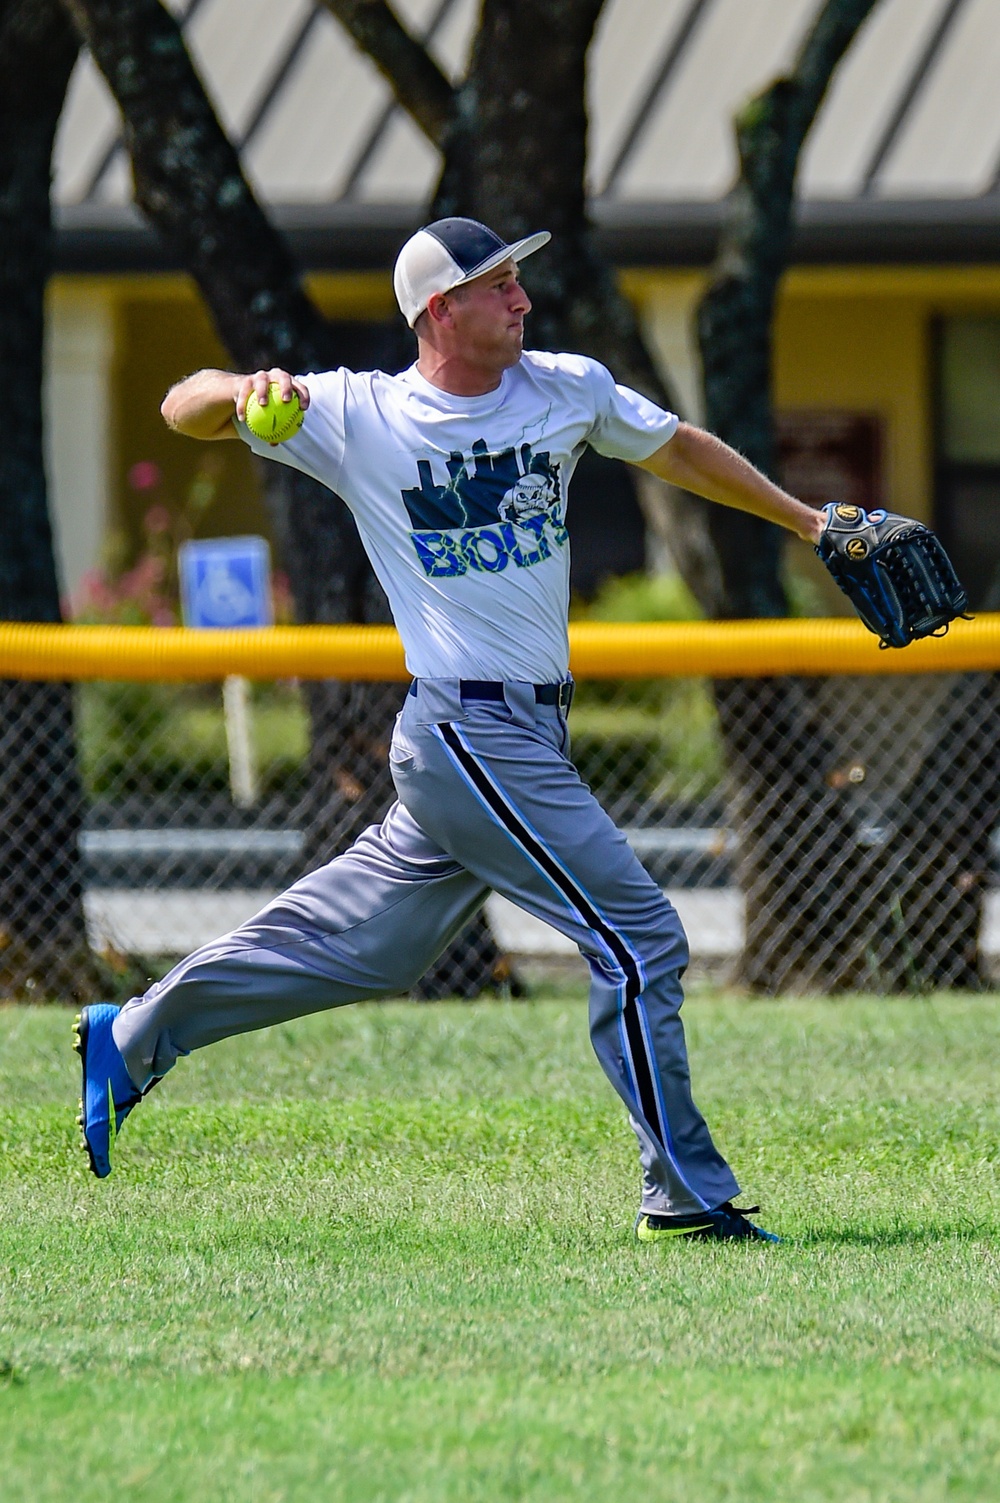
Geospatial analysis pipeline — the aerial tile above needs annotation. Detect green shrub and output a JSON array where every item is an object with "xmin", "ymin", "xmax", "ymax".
[
  {"xmin": 77, "ymin": 681, "xmax": 310, "ymax": 798},
  {"xmin": 570, "ymin": 572, "xmax": 723, "ymax": 805}
]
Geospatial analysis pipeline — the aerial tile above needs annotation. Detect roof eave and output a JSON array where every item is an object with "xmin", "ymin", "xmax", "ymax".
[{"xmin": 53, "ymin": 196, "xmax": 1000, "ymax": 276}]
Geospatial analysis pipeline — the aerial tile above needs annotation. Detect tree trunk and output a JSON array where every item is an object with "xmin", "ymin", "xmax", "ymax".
[
  {"xmin": 64, "ymin": 0, "xmax": 402, "ymax": 840},
  {"xmin": 422, "ymin": 0, "xmax": 695, "ymax": 980},
  {"xmin": 61, "ymin": 0, "xmax": 506, "ymax": 992},
  {"xmin": 714, "ymin": 674, "xmax": 900, "ymax": 992},
  {"xmin": 0, "ymin": 0, "xmax": 97, "ymax": 999},
  {"xmin": 430, "ymin": 0, "xmax": 718, "ymax": 601},
  {"xmin": 699, "ymin": 0, "xmax": 882, "ymax": 615},
  {"xmin": 692, "ymin": 0, "xmax": 940, "ymax": 993},
  {"xmin": 329, "ymin": 0, "xmax": 723, "ymax": 973},
  {"xmin": 259, "ymin": 449, "xmax": 402, "ymax": 870},
  {"xmin": 888, "ymin": 673, "xmax": 1000, "ymax": 990},
  {"xmin": 439, "ymin": 0, "xmax": 659, "ymax": 398}
]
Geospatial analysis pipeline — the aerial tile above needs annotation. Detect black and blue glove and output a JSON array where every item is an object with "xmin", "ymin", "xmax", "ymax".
[{"xmin": 816, "ymin": 503, "xmax": 969, "ymax": 649}]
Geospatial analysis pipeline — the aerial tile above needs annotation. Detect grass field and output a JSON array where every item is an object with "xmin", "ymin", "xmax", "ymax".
[{"xmin": 1, "ymin": 992, "xmax": 999, "ymax": 1500}]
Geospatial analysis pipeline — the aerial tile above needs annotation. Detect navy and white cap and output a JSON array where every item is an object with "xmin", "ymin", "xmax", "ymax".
[{"xmin": 393, "ymin": 217, "xmax": 550, "ymax": 328}]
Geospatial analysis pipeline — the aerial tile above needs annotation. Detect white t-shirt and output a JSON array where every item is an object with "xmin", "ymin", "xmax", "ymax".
[{"xmin": 238, "ymin": 350, "xmax": 677, "ymax": 682}]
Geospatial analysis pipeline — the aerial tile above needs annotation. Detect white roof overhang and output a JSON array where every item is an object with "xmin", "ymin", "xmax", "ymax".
[{"xmin": 52, "ymin": 0, "xmax": 1000, "ymax": 272}]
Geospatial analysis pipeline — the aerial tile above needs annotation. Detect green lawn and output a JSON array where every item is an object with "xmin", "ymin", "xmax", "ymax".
[{"xmin": 1, "ymin": 994, "xmax": 998, "ymax": 1500}]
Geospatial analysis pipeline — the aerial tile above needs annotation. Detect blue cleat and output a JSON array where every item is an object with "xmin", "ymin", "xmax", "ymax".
[
  {"xmin": 73, "ymin": 1004, "xmax": 142, "ymax": 1178},
  {"xmin": 636, "ymin": 1201, "xmax": 781, "ymax": 1244}
]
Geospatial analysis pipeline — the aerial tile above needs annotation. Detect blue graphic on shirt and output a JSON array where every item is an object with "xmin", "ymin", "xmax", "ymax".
[{"xmin": 401, "ymin": 440, "xmax": 568, "ymax": 579}]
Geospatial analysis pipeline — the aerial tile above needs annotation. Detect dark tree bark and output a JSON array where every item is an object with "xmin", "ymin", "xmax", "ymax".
[
  {"xmin": 333, "ymin": 0, "xmax": 720, "ymax": 606},
  {"xmin": 439, "ymin": 0, "xmax": 664, "ymax": 399},
  {"xmin": 327, "ymin": 0, "xmax": 708, "ymax": 989},
  {"xmin": 62, "ymin": 0, "xmax": 329, "ymax": 370},
  {"xmin": 63, "ymin": 0, "xmax": 402, "ymax": 866},
  {"xmin": 60, "ymin": 0, "xmax": 508, "ymax": 990},
  {"xmin": 0, "ymin": 0, "xmax": 97, "ymax": 998},
  {"xmin": 441, "ymin": 0, "xmax": 717, "ymax": 624},
  {"xmin": 320, "ymin": 0, "xmax": 455, "ymax": 147},
  {"xmin": 696, "ymin": 0, "xmax": 885, "ymax": 992},
  {"xmin": 331, "ymin": 0, "xmax": 667, "ymax": 402},
  {"xmin": 698, "ymin": 0, "xmax": 881, "ymax": 616},
  {"xmin": 60, "ymin": 0, "xmax": 715, "ymax": 996},
  {"xmin": 0, "ymin": 0, "xmax": 75, "ymax": 623},
  {"xmin": 328, "ymin": 0, "xmax": 722, "ymax": 982},
  {"xmin": 0, "ymin": 0, "xmax": 76, "ymax": 624},
  {"xmin": 697, "ymin": 0, "xmax": 996, "ymax": 991},
  {"xmin": 889, "ymin": 674, "xmax": 1000, "ymax": 990},
  {"xmin": 63, "ymin": 0, "xmax": 403, "ymax": 874}
]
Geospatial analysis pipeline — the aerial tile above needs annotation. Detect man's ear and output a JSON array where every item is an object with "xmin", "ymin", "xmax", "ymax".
[{"xmin": 425, "ymin": 291, "xmax": 454, "ymax": 328}]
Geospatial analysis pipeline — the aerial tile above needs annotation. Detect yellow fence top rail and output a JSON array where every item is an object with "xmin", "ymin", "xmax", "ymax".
[{"xmin": 1, "ymin": 616, "xmax": 999, "ymax": 681}]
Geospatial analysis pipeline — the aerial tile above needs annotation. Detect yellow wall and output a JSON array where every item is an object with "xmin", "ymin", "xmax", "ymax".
[
  {"xmin": 627, "ymin": 264, "xmax": 1000, "ymax": 612},
  {"xmin": 60, "ymin": 273, "xmax": 396, "ymax": 578},
  {"xmin": 114, "ymin": 288, "xmax": 269, "ymax": 565},
  {"xmin": 773, "ymin": 293, "xmax": 930, "ymax": 519},
  {"xmin": 627, "ymin": 265, "xmax": 1000, "ymax": 517},
  {"xmin": 49, "ymin": 264, "xmax": 1000, "ymax": 606},
  {"xmin": 774, "ymin": 285, "xmax": 932, "ymax": 614}
]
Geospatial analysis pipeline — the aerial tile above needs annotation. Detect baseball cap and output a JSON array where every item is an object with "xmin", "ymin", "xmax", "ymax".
[{"xmin": 393, "ymin": 217, "xmax": 551, "ymax": 328}]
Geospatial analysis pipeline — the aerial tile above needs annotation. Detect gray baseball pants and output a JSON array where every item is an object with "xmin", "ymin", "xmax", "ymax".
[{"xmin": 113, "ymin": 677, "xmax": 740, "ymax": 1215}]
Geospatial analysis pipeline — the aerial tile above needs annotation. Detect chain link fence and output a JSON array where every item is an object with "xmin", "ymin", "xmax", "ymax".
[{"xmin": 2, "ymin": 666, "xmax": 999, "ymax": 999}]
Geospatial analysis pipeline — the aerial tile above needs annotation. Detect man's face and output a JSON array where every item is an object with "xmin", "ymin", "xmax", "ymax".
[{"xmin": 437, "ymin": 259, "xmax": 532, "ymax": 368}]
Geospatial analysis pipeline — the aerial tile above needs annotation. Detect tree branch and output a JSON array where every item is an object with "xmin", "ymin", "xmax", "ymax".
[
  {"xmin": 319, "ymin": 0, "xmax": 456, "ymax": 149},
  {"xmin": 696, "ymin": 0, "xmax": 882, "ymax": 616},
  {"xmin": 731, "ymin": 0, "xmax": 882, "ymax": 291},
  {"xmin": 60, "ymin": 0, "xmax": 389, "ymax": 649},
  {"xmin": 0, "ymin": 0, "xmax": 79, "ymax": 621},
  {"xmin": 61, "ymin": 0, "xmax": 333, "ymax": 372},
  {"xmin": 0, "ymin": 0, "xmax": 95, "ymax": 998}
]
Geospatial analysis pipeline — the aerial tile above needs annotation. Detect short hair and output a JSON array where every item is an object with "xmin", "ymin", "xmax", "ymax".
[{"xmin": 413, "ymin": 283, "xmax": 470, "ymax": 341}]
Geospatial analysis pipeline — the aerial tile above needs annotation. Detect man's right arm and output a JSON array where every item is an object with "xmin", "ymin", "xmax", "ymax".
[{"xmin": 160, "ymin": 367, "xmax": 310, "ymax": 440}]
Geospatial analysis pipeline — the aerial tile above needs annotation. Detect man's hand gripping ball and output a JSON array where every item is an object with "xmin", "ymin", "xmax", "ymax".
[{"xmin": 244, "ymin": 381, "xmax": 305, "ymax": 445}]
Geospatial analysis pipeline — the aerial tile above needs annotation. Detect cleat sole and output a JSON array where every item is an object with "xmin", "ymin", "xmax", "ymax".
[
  {"xmin": 635, "ymin": 1209, "xmax": 780, "ymax": 1245},
  {"xmin": 72, "ymin": 1006, "xmax": 125, "ymax": 1179},
  {"xmin": 637, "ymin": 1221, "xmax": 713, "ymax": 1242},
  {"xmin": 74, "ymin": 1012, "xmax": 98, "ymax": 1175}
]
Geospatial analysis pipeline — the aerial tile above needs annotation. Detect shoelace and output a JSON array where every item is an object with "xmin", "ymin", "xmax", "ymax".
[{"xmin": 717, "ymin": 1202, "xmax": 761, "ymax": 1219}]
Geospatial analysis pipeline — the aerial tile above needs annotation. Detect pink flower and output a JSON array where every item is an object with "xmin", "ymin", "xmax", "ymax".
[{"xmin": 128, "ymin": 461, "xmax": 162, "ymax": 492}]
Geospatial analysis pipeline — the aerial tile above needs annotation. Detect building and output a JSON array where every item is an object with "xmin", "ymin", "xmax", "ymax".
[{"xmin": 48, "ymin": 0, "xmax": 1000, "ymax": 610}]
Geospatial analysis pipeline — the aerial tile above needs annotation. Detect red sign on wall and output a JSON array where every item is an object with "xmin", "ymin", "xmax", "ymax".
[{"xmin": 776, "ymin": 411, "xmax": 883, "ymax": 510}]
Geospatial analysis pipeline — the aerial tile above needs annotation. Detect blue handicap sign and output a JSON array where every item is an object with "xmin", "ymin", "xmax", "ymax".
[{"xmin": 179, "ymin": 536, "xmax": 273, "ymax": 628}]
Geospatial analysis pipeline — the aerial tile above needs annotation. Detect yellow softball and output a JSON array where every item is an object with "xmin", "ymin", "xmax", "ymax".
[{"xmin": 244, "ymin": 383, "xmax": 305, "ymax": 444}]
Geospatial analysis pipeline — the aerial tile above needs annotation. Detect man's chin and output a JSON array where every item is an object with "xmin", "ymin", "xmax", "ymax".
[{"xmin": 500, "ymin": 333, "xmax": 525, "ymax": 365}]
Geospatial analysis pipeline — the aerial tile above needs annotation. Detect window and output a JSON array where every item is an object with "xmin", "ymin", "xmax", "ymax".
[{"xmin": 936, "ymin": 317, "xmax": 1000, "ymax": 610}]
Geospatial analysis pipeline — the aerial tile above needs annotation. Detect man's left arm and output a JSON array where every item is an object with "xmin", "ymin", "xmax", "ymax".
[{"xmin": 639, "ymin": 422, "xmax": 824, "ymax": 546}]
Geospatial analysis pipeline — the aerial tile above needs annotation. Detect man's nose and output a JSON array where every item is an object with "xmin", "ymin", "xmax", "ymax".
[{"xmin": 512, "ymin": 284, "xmax": 531, "ymax": 314}]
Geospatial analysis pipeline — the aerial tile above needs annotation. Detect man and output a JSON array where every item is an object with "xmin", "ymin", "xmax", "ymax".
[{"xmin": 76, "ymin": 217, "xmax": 825, "ymax": 1240}]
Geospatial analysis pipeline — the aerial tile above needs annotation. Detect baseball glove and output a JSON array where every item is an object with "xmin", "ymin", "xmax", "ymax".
[{"xmin": 816, "ymin": 503, "xmax": 969, "ymax": 649}]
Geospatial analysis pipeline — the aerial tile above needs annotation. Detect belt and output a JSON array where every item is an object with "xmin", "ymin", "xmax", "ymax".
[{"xmin": 408, "ymin": 679, "xmax": 574, "ymax": 710}]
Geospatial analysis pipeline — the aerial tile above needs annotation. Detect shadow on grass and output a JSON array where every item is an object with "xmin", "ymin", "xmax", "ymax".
[{"xmin": 794, "ymin": 1221, "xmax": 993, "ymax": 1248}]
